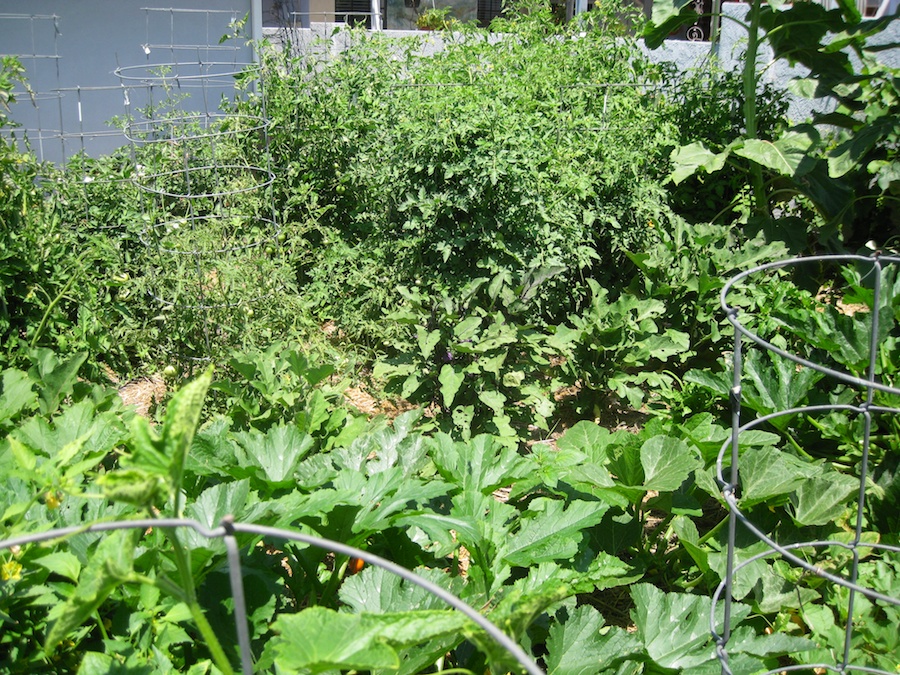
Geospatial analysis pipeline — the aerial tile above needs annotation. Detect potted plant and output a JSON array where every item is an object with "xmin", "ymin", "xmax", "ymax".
[{"xmin": 416, "ymin": 7, "xmax": 455, "ymax": 30}]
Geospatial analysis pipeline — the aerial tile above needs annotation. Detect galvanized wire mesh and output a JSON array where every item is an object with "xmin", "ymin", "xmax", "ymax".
[
  {"xmin": 712, "ymin": 253, "xmax": 900, "ymax": 674},
  {"xmin": 115, "ymin": 49, "xmax": 281, "ymax": 363},
  {"xmin": 0, "ymin": 516, "xmax": 545, "ymax": 675}
]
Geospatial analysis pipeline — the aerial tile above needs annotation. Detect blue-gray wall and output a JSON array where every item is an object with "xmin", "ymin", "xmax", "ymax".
[{"xmin": 0, "ymin": 0, "xmax": 257, "ymax": 163}]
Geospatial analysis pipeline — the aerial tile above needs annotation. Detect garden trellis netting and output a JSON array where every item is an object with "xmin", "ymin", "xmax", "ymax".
[{"xmin": 713, "ymin": 252, "xmax": 900, "ymax": 675}]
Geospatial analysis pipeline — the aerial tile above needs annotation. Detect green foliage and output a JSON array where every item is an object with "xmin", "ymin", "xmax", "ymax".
[
  {"xmin": 374, "ymin": 274, "xmax": 578, "ymax": 438},
  {"xmin": 646, "ymin": 0, "xmax": 900, "ymax": 248},
  {"xmin": 2, "ymin": 2, "xmax": 900, "ymax": 671},
  {"xmin": 415, "ymin": 7, "xmax": 457, "ymax": 30},
  {"xmin": 257, "ymin": 6, "xmax": 678, "ymax": 344}
]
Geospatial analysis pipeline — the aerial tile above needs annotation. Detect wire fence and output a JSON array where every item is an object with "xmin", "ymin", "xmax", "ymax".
[
  {"xmin": 713, "ymin": 252, "xmax": 900, "ymax": 675},
  {"xmin": 0, "ymin": 516, "xmax": 545, "ymax": 675}
]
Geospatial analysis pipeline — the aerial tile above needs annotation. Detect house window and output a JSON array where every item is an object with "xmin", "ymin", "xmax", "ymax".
[
  {"xmin": 336, "ymin": 0, "xmax": 384, "ymax": 26},
  {"xmin": 477, "ymin": 0, "xmax": 505, "ymax": 26}
]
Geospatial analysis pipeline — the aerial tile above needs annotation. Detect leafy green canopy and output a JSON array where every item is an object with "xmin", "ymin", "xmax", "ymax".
[{"xmin": 258, "ymin": 3, "xmax": 679, "ymax": 341}]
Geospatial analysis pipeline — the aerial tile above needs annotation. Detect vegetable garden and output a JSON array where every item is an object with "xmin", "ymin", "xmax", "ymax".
[{"xmin": 1, "ymin": 0, "xmax": 900, "ymax": 672}]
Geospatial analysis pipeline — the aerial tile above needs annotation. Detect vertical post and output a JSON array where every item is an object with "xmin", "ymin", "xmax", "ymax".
[
  {"xmin": 371, "ymin": 0, "xmax": 383, "ymax": 30},
  {"xmin": 250, "ymin": 0, "xmax": 263, "ymax": 62},
  {"xmin": 709, "ymin": 0, "xmax": 722, "ymax": 58},
  {"xmin": 574, "ymin": 0, "xmax": 588, "ymax": 17}
]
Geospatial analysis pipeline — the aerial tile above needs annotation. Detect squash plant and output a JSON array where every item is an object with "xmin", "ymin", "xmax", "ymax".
[
  {"xmin": 645, "ymin": 0, "xmax": 900, "ymax": 248},
  {"xmin": 6, "ymin": 340, "xmax": 893, "ymax": 672}
]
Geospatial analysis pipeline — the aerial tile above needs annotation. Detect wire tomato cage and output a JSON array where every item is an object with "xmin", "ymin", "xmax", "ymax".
[
  {"xmin": 712, "ymin": 252, "xmax": 900, "ymax": 675},
  {"xmin": 0, "ymin": 517, "xmax": 545, "ymax": 675},
  {"xmin": 115, "ymin": 55, "xmax": 282, "ymax": 364}
]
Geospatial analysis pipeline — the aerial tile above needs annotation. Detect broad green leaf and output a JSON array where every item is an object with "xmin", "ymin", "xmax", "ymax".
[
  {"xmin": 45, "ymin": 529, "xmax": 136, "ymax": 653},
  {"xmin": 339, "ymin": 565, "xmax": 465, "ymax": 613},
  {"xmin": 678, "ymin": 413, "xmax": 781, "ymax": 465},
  {"xmin": 431, "ymin": 432, "xmax": 529, "ymax": 494},
  {"xmin": 631, "ymin": 328, "xmax": 690, "ymax": 363},
  {"xmin": 640, "ymin": 436, "xmax": 698, "ymax": 492},
  {"xmin": 77, "ymin": 652, "xmax": 155, "ymax": 674},
  {"xmin": 0, "ymin": 368, "xmax": 36, "ymax": 426},
  {"xmin": 790, "ymin": 472, "xmax": 859, "ymax": 526},
  {"xmin": 631, "ymin": 583, "xmax": 749, "ymax": 670},
  {"xmin": 726, "ymin": 624, "xmax": 816, "ymax": 658},
  {"xmin": 734, "ymin": 132, "xmax": 818, "ymax": 178},
  {"xmin": 128, "ymin": 416, "xmax": 169, "ymax": 476},
  {"xmin": 708, "ymin": 539, "xmax": 772, "ymax": 601},
  {"xmin": 31, "ymin": 350, "xmax": 87, "ymax": 416},
  {"xmin": 683, "ymin": 367, "xmax": 731, "ymax": 399},
  {"xmin": 271, "ymin": 608, "xmax": 398, "ymax": 672},
  {"xmin": 329, "ymin": 467, "xmax": 452, "ymax": 534},
  {"xmin": 233, "ymin": 424, "xmax": 315, "ymax": 484},
  {"xmin": 545, "ymin": 605, "xmax": 642, "ymax": 675},
  {"xmin": 269, "ymin": 608, "xmax": 469, "ymax": 673},
  {"xmin": 556, "ymin": 420, "xmax": 610, "ymax": 461},
  {"xmin": 415, "ymin": 326, "xmax": 441, "ymax": 359},
  {"xmin": 400, "ymin": 512, "xmax": 481, "ymax": 556},
  {"xmin": 453, "ymin": 316, "xmax": 482, "ymax": 342},
  {"xmin": 742, "ymin": 352, "xmax": 823, "ymax": 420},
  {"xmin": 438, "ymin": 364, "xmax": 464, "ymax": 409},
  {"xmin": 753, "ymin": 563, "xmax": 819, "ymax": 614},
  {"xmin": 502, "ymin": 498, "xmax": 609, "ymax": 567},
  {"xmin": 299, "ymin": 389, "xmax": 330, "ymax": 435},
  {"xmin": 739, "ymin": 446, "xmax": 822, "ymax": 507},
  {"xmin": 33, "ymin": 551, "xmax": 81, "ymax": 582},
  {"xmin": 669, "ymin": 142, "xmax": 730, "ymax": 185},
  {"xmin": 477, "ymin": 388, "xmax": 506, "ymax": 414},
  {"xmin": 672, "ymin": 516, "xmax": 709, "ymax": 573},
  {"xmin": 8, "ymin": 436, "xmax": 36, "ymax": 473},
  {"xmin": 185, "ymin": 479, "xmax": 256, "ymax": 531},
  {"xmin": 827, "ymin": 122, "xmax": 884, "ymax": 177},
  {"xmin": 773, "ymin": 302, "xmax": 885, "ymax": 373},
  {"xmin": 607, "ymin": 435, "xmax": 645, "ymax": 495},
  {"xmin": 187, "ymin": 418, "xmax": 241, "ymax": 478},
  {"xmin": 643, "ymin": 0, "xmax": 700, "ymax": 49},
  {"xmin": 14, "ymin": 399, "xmax": 125, "ymax": 460}
]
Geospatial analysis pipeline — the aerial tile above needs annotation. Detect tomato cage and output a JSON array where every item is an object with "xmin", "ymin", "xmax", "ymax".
[
  {"xmin": 115, "ymin": 55, "xmax": 282, "ymax": 364},
  {"xmin": 0, "ymin": 517, "xmax": 545, "ymax": 675},
  {"xmin": 713, "ymin": 252, "xmax": 900, "ymax": 675}
]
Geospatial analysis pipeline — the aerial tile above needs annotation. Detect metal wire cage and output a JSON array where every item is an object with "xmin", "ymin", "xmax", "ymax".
[
  {"xmin": 0, "ymin": 517, "xmax": 545, "ymax": 675},
  {"xmin": 712, "ymin": 252, "xmax": 900, "ymax": 674},
  {"xmin": 114, "ymin": 55, "xmax": 281, "ymax": 363}
]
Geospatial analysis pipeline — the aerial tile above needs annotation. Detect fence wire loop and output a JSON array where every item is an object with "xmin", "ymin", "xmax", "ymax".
[{"xmin": 713, "ymin": 253, "xmax": 900, "ymax": 675}]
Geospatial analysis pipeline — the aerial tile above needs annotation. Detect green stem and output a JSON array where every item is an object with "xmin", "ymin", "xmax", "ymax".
[
  {"xmin": 697, "ymin": 513, "xmax": 729, "ymax": 546},
  {"xmin": 164, "ymin": 527, "xmax": 235, "ymax": 675},
  {"xmin": 29, "ymin": 258, "xmax": 84, "ymax": 350},
  {"xmin": 743, "ymin": 0, "xmax": 767, "ymax": 216},
  {"xmin": 188, "ymin": 600, "xmax": 234, "ymax": 675},
  {"xmin": 784, "ymin": 422, "xmax": 818, "ymax": 462},
  {"xmin": 94, "ymin": 610, "xmax": 110, "ymax": 642}
]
